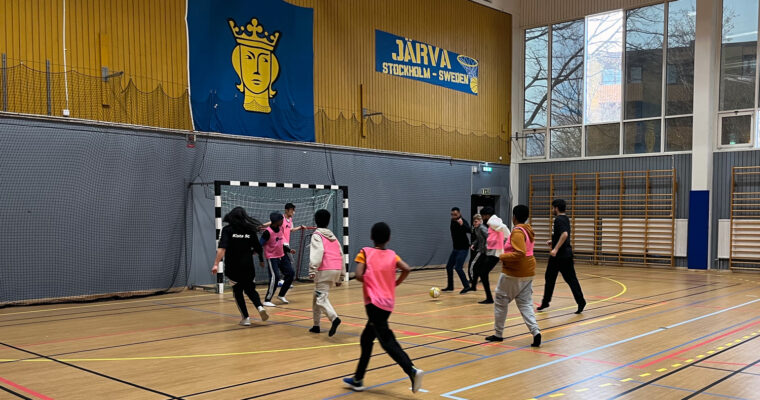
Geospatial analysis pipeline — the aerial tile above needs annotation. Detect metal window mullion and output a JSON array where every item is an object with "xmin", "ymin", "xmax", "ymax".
[
  {"xmin": 621, "ymin": 8, "xmax": 628, "ymax": 157},
  {"xmin": 662, "ymin": 1, "xmax": 669, "ymax": 152},
  {"xmin": 755, "ymin": 0, "xmax": 760, "ymax": 147},
  {"xmin": 546, "ymin": 24, "xmax": 553, "ymax": 159}
]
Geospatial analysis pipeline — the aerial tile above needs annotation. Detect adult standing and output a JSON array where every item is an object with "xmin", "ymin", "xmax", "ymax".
[
  {"xmin": 537, "ymin": 199, "xmax": 586, "ymax": 314},
  {"xmin": 442, "ymin": 207, "xmax": 472, "ymax": 293}
]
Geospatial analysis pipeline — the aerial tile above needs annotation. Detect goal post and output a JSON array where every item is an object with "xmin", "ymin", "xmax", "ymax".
[{"xmin": 214, "ymin": 181, "xmax": 349, "ymax": 293}]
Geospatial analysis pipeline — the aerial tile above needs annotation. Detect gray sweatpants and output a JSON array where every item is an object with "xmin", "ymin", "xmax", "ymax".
[
  {"xmin": 313, "ymin": 269, "xmax": 341, "ymax": 326},
  {"xmin": 494, "ymin": 273, "xmax": 540, "ymax": 337}
]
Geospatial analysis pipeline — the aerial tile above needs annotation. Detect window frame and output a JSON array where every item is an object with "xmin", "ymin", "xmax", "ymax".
[
  {"xmin": 518, "ymin": 0, "xmax": 695, "ymax": 161},
  {"xmin": 717, "ymin": 0, "xmax": 760, "ymax": 150},
  {"xmin": 717, "ymin": 111, "xmax": 756, "ymax": 149}
]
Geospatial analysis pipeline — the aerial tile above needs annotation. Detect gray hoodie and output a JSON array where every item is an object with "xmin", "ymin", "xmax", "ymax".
[{"xmin": 309, "ymin": 228, "xmax": 346, "ymax": 279}]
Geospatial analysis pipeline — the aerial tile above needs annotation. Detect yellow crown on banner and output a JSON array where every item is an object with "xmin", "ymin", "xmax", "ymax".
[{"xmin": 227, "ymin": 18, "xmax": 280, "ymax": 51}]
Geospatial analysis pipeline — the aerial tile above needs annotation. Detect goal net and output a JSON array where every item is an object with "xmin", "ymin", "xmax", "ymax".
[{"xmin": 216, "ymin": 183, "xmax": 347, "ymax": 284}]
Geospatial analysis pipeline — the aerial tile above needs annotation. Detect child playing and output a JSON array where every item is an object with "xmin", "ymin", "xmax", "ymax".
[
  {"xmin": 486, "ymin": 205, "xmax": 541, "ymax": 347},
  {"xmin": 308, "ymin": 209, "xmax": 346, "ymax": 337},
  {"xmin": 464, "ymin": 213, "xmax": 488, "ymax": 292},
  {"xmin": 342, "ymin": 222, "xmax": 424, "ymax": 393},
  {"xmin": 474, "ymin": 207, "xmax": 510, "ymax": 304},
  {"xmin": 261, "ymin": 212, "xmax": 295, "ymax": 306},
  {"xmin": 212, "ymin": 207, "xmax": 269, "ymax": 325}
]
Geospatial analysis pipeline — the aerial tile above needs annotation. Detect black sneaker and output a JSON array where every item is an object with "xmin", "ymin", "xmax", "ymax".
[
  {"xmin": 309, "ymin": 326, "xmax": 320, "ymax": 333},
  {"xmin": 575, "ymin": 301, "xmax": 586, "ymax": 314},
  {"xmin": 485, "ymin": 335, "xmax": 503, "ymax": 342},
  {"xmin": 441, "ymin": 287, "xmax": 454, "ymax": 292},
  {"xmin": 531, "ymin": 333, "xmax": 542, "ymax": 347},
  {"xmin": 459, "ymin": 287, "xmax": 472, "ymax": 294},
  {"xmin": 478, "ymin": 299, "xmax": 494, "ymax": 304},
  {"xmin": 537, "ymin": 303, "xmax": 550, "ymax": 311},
  {"xmin": 329, "ymin": 318, "xmax": 342, "ymax": 337}
]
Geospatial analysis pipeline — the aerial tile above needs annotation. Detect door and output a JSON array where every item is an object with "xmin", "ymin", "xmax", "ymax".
[{"xmin": 471, "ymin": 195, "xmax": 498, "ymax": 221}]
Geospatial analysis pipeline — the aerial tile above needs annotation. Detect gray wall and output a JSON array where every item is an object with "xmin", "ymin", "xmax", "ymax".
[
  {"xmin": 0, "ymin": 115, "xmax": 508, "ymax": 303},
  {"xmin": 517, "ymin": 154, "xmax": 692, "ymax": 267},
  {"xmin": 711, "ymin": 150, "xmax": 760, "ymax": 269}
]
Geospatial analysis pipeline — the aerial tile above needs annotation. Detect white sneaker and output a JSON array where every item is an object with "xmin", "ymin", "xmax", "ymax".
[
  {"xmin": 263, "ymin": 301, "xmax": 276, "ymax": 307},
  {"xmin": 278, "ymin": 296, "xmax": 290, "ymax": 304},
  {"xmin": 410, "ymin": 368, "xmax": 424, "ymax": 393},
  {"xmin": 257, "ymin": 306, "xmax": 269, "ymax": 321},
  {"xmin": 239, "ymin": 317, "xmax": 251, "ymax": 326}
]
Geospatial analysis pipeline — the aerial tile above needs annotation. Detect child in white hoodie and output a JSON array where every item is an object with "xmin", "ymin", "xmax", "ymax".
[
  {"xmin": 308, "ymin": 209, "xmax": 346, "ymax": 336},
  {"xmin": 475, "ymin": 207, "xmax": 510, "ymax": 304}
]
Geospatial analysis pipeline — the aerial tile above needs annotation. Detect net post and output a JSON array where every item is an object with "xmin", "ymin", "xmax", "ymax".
[{"xmin": 217, "ymin": 261, "xmax": 225, "ymax": 294}]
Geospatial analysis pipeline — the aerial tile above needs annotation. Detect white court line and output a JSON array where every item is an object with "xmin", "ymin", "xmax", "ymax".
[{"xmin": 440, "ymin": 298, "xmax": 760, "ymax": 400}]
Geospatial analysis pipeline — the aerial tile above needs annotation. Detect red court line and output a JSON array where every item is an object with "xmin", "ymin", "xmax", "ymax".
[
  {"xmin": 0, "ymin": 376, "xmax": 54, "ymax": 400},
  {"xmin": 638, "ymin": 319, "xmax": 760, "ymax": 368}
]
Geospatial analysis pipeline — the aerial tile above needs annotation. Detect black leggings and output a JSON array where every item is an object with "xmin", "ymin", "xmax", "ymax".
[
  {"xmin": 474, "ymin": 256, "xmax": 499, "ymax": 301},
  {"xmin": 354, "ymin": 304, "xmax": 415, "ymax": 381},
  {"xmin": 233, "ymin": 280, "xmax": 263, "ymax": 318}
]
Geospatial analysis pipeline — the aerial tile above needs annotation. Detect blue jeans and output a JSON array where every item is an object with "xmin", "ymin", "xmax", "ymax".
[{"xmin": 445, "ymin": 249, "xmax": 470, "ymax": 289}]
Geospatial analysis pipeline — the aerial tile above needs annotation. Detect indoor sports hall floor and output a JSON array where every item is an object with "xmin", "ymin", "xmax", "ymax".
[{"xmin": 1, "ymin": 265, "xmax": 759, "ymax": 400}]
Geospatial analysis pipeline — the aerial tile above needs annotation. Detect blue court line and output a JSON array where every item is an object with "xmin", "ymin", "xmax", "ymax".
[
  {"xmin": 440, "ymin": 299, "xmax": 760, "ymax": 400},
  {"xmin": 324, "ymin": 286, "xmax": 760, "ymax": 400},
  {"xmin": 150, "ymin": 301, "xmax": 484, "ymax": 357},
  {"xmin": 324, "ymin": 295, "xmax": 757, "ymax": 399},
  {"xmin": 597, "ymin": 375, "xmax": 750, "ymax": 400}
]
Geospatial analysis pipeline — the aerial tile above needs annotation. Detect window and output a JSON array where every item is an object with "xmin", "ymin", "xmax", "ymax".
[
  {"xmin": 720, "ymin": 114, "xmax": 753, "ymax": 146},
  {"xmin": 550, "ymin": 127, "xmax": 582, "ymax": 158},
  {"xmin": 520, "ymin": 1, "xmax": 695, "ymax": 160},
  {"xmin": 551, "ymin": 20, "xmax": 585, "ymax": 127},
  {"xmin": 586, "ymin": 124, "xmax": 621, "ymax": 156},
  {"xmin": 525, "ymin": 132, "xmax": 546, "ymax": 158},
  {"xmin": 624, "ymin": 119, "xmax": 662, "ymax": 154},
  {"xmin": 585, "ymin": 11, "xmax": 624, "ymax": 124},
  {"xmin": 718, "ymin": 0, "xmax": 759, "ymax": 147},
  {"xmin": 630, "ymin": 66, "xmax": 643, "ymax": 83},
  {"xmin": 665, "ymin": 116, "xmax": 693, "ymax": 151},
  {"xmin": 719, "ymin": 0, "xmax": 758, "ymax": 112},
  {"xmin": 666, "ymin": 0, "xmax": 696, "ymax": 115},
  {"xmin": 625, "ymin": 4, "xmax": 664, "ymax": 120},
  {"xmin": 524, "ymin": 27, "xmax": 549, "ymax": 129}
]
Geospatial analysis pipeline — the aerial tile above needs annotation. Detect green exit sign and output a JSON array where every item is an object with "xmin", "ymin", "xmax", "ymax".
[{"xmin": 481, "ymin": 165, "xmax": 493, "ymax": 172}]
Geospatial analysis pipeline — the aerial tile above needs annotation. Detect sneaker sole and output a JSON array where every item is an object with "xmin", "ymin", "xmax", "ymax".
[
  {"xmin": 345, "ymin": 384, "xmax": 365, "ymax": 392},
  {"xmin": 259, "ymin": 310, "xmax": 269, "ymax": 321}
]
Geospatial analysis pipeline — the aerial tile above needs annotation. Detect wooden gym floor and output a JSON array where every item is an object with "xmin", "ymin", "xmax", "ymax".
[{"xmin": 1, "ymin": 265, "xmax": 760, "ymax": 400}]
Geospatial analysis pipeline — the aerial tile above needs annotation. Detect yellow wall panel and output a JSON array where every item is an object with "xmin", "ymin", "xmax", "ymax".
[
  {"xmin": 291, "ymin": 0, "xmax": 512, "ymax": 162},
  {"xmin": 1, "ymin": 0, "xmax": 511, "ymax": 161}
]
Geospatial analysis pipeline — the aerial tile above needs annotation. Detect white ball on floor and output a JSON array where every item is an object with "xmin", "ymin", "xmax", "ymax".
[{"xmin": 429, "ymin": 287, "xmax": 441, "ymax": 298}]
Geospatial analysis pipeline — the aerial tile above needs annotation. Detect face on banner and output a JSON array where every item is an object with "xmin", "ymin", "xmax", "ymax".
[
  {"xmin": 228, "ymin": 18, "xmax": 281, "ymax": 113},
  {"xmin": 187, "ymin": 0, "xmax": 314, "ymax": 142}
]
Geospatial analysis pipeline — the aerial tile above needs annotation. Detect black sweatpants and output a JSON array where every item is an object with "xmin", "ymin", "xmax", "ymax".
[
  {"xmin": 265, "ymin": 256, "xmax": 295, "ymax": 301},
  {"xmin": 232, "ymin": 280, "xmax": 263, "ymax": 319},
  {"xmin": 354, "ymin": 304, "xmax": 415, "ymax": 381},
  {"xmin": 474, "ymin": 255, "xmax": 500, "ymax": 302},
  {"xmin": 541, "ymin": 256, "xmax": 585, "ymax": 306}
]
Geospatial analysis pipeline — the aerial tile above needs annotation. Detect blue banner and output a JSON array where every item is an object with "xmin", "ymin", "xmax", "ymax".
[
  {"xmin": 375, "ymin": 30, "xmax": 478, "ymax": 95},
  {"xmin": 187, "ymin": 0, "xmax": 314, "ymax": 142}
]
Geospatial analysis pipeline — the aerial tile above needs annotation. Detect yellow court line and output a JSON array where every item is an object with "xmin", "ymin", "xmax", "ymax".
[
  {"xmin": 0, "ymin": 293, "xmax": 214, "ymax": 317},
  {"xmin": 0, "ymin": 273, "xmax": 628, "ymax": 362},
  {"xmin": 407, "ymin": 273, "xmax": 629, "ymax": 334}
]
